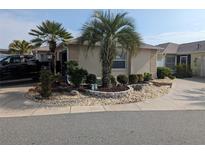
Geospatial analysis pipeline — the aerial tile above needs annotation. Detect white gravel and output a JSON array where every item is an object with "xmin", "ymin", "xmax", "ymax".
[{"xmin": 26, "ymin": 84, "xmax": 171, "ymax": 106}]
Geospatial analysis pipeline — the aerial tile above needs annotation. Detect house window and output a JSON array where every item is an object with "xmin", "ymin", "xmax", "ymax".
[
  {"xmin": 165, "ymin": 55, "xmax": 176, "ymax": 69},
  {"xmin": 180, "ymin": 56, "xmax": 188, "ymax": 65},
  {"xmin": 112, "ymin": 49, "xmax": 127, "ymax": 69}
]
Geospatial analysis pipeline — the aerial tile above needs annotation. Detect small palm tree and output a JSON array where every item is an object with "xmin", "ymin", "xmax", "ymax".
[
  {"xmin": 9, "ymin": 40, "xmax": 33, "ymax": 55},
  {"xmin": 29, "ymin": 20, "xmax": 73, "ymax": 75},
  {"xmin": 81, "ymin": 10, "xmax": 141, "ymax": 88}
]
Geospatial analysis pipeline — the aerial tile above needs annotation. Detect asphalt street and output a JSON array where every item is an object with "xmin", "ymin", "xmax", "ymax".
[{"xmin": 0, "ymin": 110, "xmax": 205, "ymax": 144}]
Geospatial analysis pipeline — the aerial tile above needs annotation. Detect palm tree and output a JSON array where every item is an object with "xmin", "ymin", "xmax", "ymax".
[
  {"xmin": 9, "ymin": 40, "xmax": 33, "ymax": 55},
  {"xmin": 29, "ymin": 20, "xmax": 73, "ymax": 75},
  {"xmin": 81, "ymin": 10, "xmax": 141, "ymax": 88}
]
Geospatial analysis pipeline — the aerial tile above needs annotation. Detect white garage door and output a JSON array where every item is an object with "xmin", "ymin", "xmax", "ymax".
[{"xmin": 201, "ymin": 56, "xmax": 205, "ymax": 77}]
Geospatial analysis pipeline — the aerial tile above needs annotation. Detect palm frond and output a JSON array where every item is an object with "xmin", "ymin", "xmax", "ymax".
[{"xmin": 9, "ymin": 40, "xmax": 33, "ymax": 55}]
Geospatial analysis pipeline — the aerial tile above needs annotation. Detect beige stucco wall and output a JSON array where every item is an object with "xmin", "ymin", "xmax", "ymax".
[
  {"xmin": 78, "ymin": 46, "xmax": 102, "ymax": 77},
  {"xmin": 150, "ymin": 51, "xmax": 157, "ymax": 78},
  {"xmin": 191, "ymin": 52, "xmax": 205, "ymax": 76},
  {"xmin": 68, "ymin": 45, "xmax": 80, "ymax": 62},
  {"xmin": 130, "ymin": 49, "xmax": 157, "ymax": 78},
  {"xmin": 66, "ymin": 44, "xmax": 157, "ymax": 78},
  {"xmin": 68, "ymin": 45, "xmax": 130, "ymax": 77}
]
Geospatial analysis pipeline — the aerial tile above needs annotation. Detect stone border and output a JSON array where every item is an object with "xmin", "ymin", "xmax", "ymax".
[{"xmin": 85, "ymin": 86, "xmax": 133, "ymax": 98}]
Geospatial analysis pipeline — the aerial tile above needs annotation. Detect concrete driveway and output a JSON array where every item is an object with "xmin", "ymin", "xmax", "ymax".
[{"xmin": 0, "ymin": 77, "xmax": 205, "ymax": 117}]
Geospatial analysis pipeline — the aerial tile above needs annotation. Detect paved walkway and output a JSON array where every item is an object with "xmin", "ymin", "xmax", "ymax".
[{"xmin": 0, "ymin": 78, "xmax": 205, "ymax": 117}]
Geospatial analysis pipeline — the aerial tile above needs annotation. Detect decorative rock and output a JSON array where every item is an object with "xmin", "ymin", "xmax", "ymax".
[
  {"xmin": 85, "ymin": 86, "xmax": 133, "ymax": 98},
  {"xmin": 26, "ymin": 81, "xmax": 171, "ymax": 107},
  {"xmin": 70, "ymin": 90, "xmax": 79, "ymax": 96},
  {"xmin": 35, "ymin": 95, "xmax": 43, "ymax": 100}
]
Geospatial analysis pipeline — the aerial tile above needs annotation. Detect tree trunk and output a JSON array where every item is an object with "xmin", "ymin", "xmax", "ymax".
[
  {"xmin": 49, "ymin": 41, "xmax": 57, "ymax": 75},
  {"xmin": 53, "ymin": 52, "xmax": 57, "ymax": 75},
  {"xmin": 102, "ymin": 60, "xmax": 111, "ymax": 88}
]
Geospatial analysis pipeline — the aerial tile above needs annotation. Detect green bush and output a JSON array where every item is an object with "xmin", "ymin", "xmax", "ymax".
[
  {"xmin": 169, "ymin": 75, "xmax": 176, "ymax": 80},
  {"xmin": 70, "ymin": 68, "xmax": 88, "ymax": 87},
  {"xmin": 110, "ymin": 75, "xmax": 117, "ymax": 86},
  {"xmin": 117, "ymin": 74, "xmax": 128, "ymax": 84},
  {"xmin": 86, "ymin": 74, "xmax": 97, "ymax": 84},
  {"xmin": 144, "ymin": 72, "xmax": 152, "ymax": 81},
  {"xmin": 129, "ymin": 74, "xmax": 138, "ymax": 84},
  {"xmin": 175, "ymin": 64, "xmax": 192, "ymax": 78},
  {"xmin": 66, "ymin": 60, "xmax": 79, "ymax": 75},
  {"xmin": 66, "ymin": 61, "xmax": 88, "ymax": 87},
  {"xmin": 157, "ymin": 67, "xmax": 172, "ymax": 79},
  {"xmin": 39, "ymin": 70, "xmax": 53, "ymax": 98},
  {"xmin": 137, "ymin": 74, "xmax": 144, "ymax": 82}
]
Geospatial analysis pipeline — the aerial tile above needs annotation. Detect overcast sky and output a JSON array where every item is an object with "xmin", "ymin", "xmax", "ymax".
[{"xmin": 1, "ymin": 9, "xmax": 205, "ymax": 48}]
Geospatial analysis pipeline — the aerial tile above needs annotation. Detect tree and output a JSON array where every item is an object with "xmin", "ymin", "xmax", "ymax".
[
  {"xmin": 81, "ymin": 10, "xmax": 141, "ymax": 88},
  {"xmin": 9, "ymin": 40, "xmax": 33, "ymax": 55},
  {"xmin": 29, "ymin": 20, "xmax": 73, "ymax": 75}
]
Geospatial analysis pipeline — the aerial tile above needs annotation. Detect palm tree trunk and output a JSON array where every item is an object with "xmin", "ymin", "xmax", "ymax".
[
  {"xmin": 49, "ymin": 41, "xmax": 57, "ymax": 75},
  {"xmin": 102, "ymin": 60, "xmax": 111, "ymax": 88},
  {"xmin": 53, "ymin": 52, "xmax": 57, "ymax": 75}
]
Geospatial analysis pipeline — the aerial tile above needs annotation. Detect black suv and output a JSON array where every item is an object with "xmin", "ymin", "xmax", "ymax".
[{"xmin": 0, "ymin": 55, "xmax": 41, "ymax": 82}]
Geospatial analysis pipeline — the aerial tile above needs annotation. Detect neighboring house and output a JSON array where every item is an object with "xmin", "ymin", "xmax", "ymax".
[
  {"xmin": 156, "ymin": 43, "xmax": 178, "ymax": 70},
  {"xmin": 0, "ymin": 49, "xmax": 10, "ymax": 57},
  {"xmin": 32, "ymin": 46, "xmax": 50, "ymax": 62},
  {"xmin": 56, "ymin": 38, "xmax": 162, "ymax": 78},
  {"xmin": 157, "ymin": 40, "xmax": 205, "ymax": 77}
]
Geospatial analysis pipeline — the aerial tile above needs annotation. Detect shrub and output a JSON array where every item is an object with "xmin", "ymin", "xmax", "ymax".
[
  {"xmin": 168, "ymin": 75, "xmax": 176, "ymax": 80},
  {"xmin": 117, "ymin": 74, "xmax": 128, "ymax": 84},
  {"xmin": 69, "ymin": 68, "xmax": 88, "ymax": 87},
  {"xmin": 137, "ymin": 74, "xmax": 144, "ymax": 82},
  {"xmin": 39, "ymin": 70, "xmax": 53, "ymax": 98},
  {"xmin": 129, "ymin": 74, "xmax": 138, "ymax": 84},
  {"xmin": 86, "ymin": 74, "xmax": 97, "ymax": 84},
  {"xmin": 175, "ymin": 64, "xmax": 192, "ymax": 78},
  {"xmin": 66, "ymin": 61, "xmax": 88, "ymax": 87},
  {"xmin": 53, "ymin": 74, "xmax": 64, "ymax": 84},
  {"xmin": 157, "ymin": 67, "xmax": 172, "ymax": 79},
  {"xmin": 110, "ymin": 75, "xmax": 117, "ymax": 86},
  {"xmin": 96, "ymin": 78, "xmax": 102, "ymax": 86},
  {"xmin": 144, "ymin": 72, "xmax": 152, "ymax": 81},
  {"xmin": 66, "ymin": 60, "xmax": 79, "ymax": 75}
]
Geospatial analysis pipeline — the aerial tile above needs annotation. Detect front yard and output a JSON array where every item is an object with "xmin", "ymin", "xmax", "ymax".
[
  {"xmin": 26, "ymin": 78, "xmax": 172, "ymax": 106},
  {"xmin": 0, "ymin": 78, "xmax": 205, "ymax": 117}
]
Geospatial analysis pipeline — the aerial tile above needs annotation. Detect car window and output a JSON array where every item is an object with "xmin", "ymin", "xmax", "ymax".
[
  {"xmin": 10, "ymin": 57, "xmax": 21, "ymax": 63},
  {"xmin": 2, "ymin": 56, "xmax": 11, "ymax": 63},
  {"xmin": 0, "ymin": 56, "xmax": 6, "ymax": 61}
]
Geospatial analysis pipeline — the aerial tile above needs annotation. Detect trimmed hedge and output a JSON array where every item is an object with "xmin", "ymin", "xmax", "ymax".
[
  {"xmin": 66, "ymin": 60, "xmax": 88, "ymax": 87},
  {"xmin": 86, "ymin": 74, "xmax": 97, "ymax": 84},
  {"xmin": 137, "ymin": 74, "xmax": 144, "ymax": 82},
  {"xmin": 117, "ymin": 74, "xmax": 128, "ymax": 84},
  {"xmin": 129, "ymin": 74, "xmax": 138, "ymax": 84},
  {"xmin": 175, "ymin": 64, "xmax": 192, "ymax": 78},
  {"xmin": 110, "ymin": 75, "xmax": 117, "ymax": 86},
  {"xmin": 144, "ymin": 72, "xmax": 152, "ymax": 81},
  {"xmin": 157, "ymin": 67, "xmax": 172, "ymax": 79}
]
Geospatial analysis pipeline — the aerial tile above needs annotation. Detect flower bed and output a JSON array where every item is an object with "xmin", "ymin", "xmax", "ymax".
[
  {"xmin": 85, "ymin": 85, "xmax": 132, "ymax": 98},
  {"xmin": 25, "ymin": 81, "xmax": 171, "ymax": 106}
]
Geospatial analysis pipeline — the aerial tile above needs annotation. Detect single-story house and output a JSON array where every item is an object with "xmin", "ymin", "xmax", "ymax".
[
  {"xmin": 56, "ymin": 38, "xmax": 162, "ymax": 78},
  {"xmin": 156, "ymin": 40, "xmax": 205, "ymax": 77},
  {"xmin": 0, "ymin": 47, "xmax": 50, "ymax": 62},
  {"xmin": 32, "ymin": 46, "xmax": 50, "ymax": 62},
  {"xmin": 156, "ymin": 43, "xmax": 178, "ymax": 70},
  {"xmin": 0, "ymin": 49, "xmax": 10, "ymax": 57}
]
